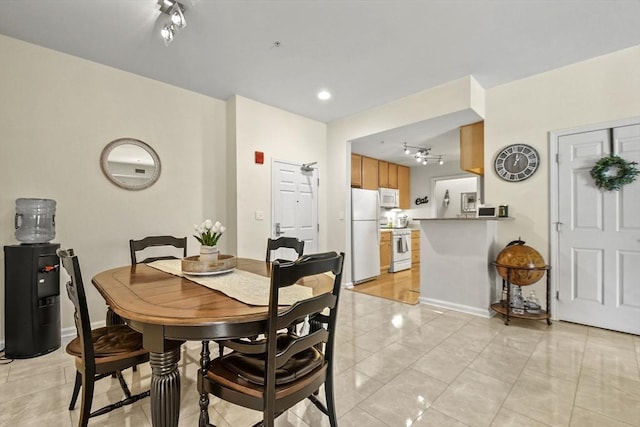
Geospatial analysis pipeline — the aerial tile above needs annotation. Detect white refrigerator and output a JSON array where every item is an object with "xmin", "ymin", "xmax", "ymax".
[{"xmin": 351, "ymin": 188, "xmax": 381, "ymax": 284}]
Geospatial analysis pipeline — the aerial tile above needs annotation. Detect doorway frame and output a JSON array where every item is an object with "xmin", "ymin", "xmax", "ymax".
[{"xmin": 548, "ymin": 115, "xmax": 640, "ymax": 321}]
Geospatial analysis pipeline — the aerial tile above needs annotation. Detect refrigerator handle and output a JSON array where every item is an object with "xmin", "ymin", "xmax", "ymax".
[{"xmin": 376, "ymin": 192, "xmax": 381, "ymax": 244}]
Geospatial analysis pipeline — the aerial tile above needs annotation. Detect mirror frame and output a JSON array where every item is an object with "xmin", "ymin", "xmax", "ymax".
[{"xmin": 100, "ymin": 138, "xmax": 161, "ymax": 190}]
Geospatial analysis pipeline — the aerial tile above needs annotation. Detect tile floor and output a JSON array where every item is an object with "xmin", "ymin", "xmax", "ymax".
[{"xmin": 1, "ymin": 289, "xmax": 639, "ymax": 427}]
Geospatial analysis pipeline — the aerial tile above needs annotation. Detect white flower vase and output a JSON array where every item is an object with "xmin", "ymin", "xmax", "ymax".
[{"xmin": 199, "ymin": 245, "xmax": 219, "ymax": 262}]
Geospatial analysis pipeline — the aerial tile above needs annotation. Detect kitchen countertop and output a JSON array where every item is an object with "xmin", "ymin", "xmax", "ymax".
[{"xmin": 414, "ymin": 217, "xmax": 511, "ymax": 221}]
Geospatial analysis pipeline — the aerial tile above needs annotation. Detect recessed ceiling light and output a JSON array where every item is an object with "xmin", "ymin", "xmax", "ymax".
[{"xmin": 317, "ymin": 90, "xmax": 331, "ymax": 100}]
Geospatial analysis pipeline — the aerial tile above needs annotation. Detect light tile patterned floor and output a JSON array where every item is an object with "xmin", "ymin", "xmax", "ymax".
[{"xmin": 1, "ymin": 289, "xmax": 639, "ymax": 426}]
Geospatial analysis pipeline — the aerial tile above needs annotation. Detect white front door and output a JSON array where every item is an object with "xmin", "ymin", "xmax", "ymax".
[
  {"xmin": 272, "ymin": 160, "xmax": 319, "ymax": 260},
  {"xmin": 556, "ymin": 123, "xmax": 640, "ymax": 334}
]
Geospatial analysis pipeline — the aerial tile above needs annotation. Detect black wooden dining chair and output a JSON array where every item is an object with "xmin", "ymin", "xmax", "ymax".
[
  {"xmin": 197, "ymin": 251, "xmax": 345, "ymax": 427},
  {"xmin": 105, "ymin": 235, "xmax": 188, "ymax": 327},
  {"xmin": 265, "ymin": 236, "xmax": 305, "ymax": 263},
  {"xmin": 129, "ymin": 235, "xmax": 187, "ymax": 264},
  {"xmin": 57, "ymin": 248, "xmax": 150, "ymax": 427}
]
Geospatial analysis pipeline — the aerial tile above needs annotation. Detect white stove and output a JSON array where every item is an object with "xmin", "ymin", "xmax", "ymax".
[{"xmin": 390, "ymin": 228, "xmax": 412, "ymax": 272}]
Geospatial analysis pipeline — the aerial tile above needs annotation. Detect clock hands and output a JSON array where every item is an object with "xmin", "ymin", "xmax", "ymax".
[{"xmin": 513, "ymin": 154, "xmax": 521, "ymax": 167}]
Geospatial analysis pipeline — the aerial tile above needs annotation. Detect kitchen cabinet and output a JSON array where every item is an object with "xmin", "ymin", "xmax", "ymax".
[
  {"xmin": 398, "ymin": 165, "xmax": 410, "ymax": 209},
  {"xmin": 380, "ymin": 231, "xmax": 391, "ymax": 273},
  {"xmin": 378, "ymin": 161, "xmax": 389, "ymax": 188},
  {"xmin": 460, "ymin": 121, "xmax": 484, "ymax": 175},
  {"xmin": 351, "ymin": 153, "xmax": 362, "ymax": 187},
  {"xmin": 411, "ymin": 230, "xmax": 420, "ymax": 265},
  {"xmin": 351, "ymin": 153, "xmax": 406, "ymax": 194},
  {"xmin": 362, "ymin": 156, "xmax": 379, "ymax": 190},
  {"xmin": 388, "ymin": 163, "xmax": 398, "ymax": 189}
]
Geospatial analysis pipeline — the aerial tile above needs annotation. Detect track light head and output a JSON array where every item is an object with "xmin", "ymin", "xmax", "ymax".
[
  {"xmin": 403, "ymin": 143, "xmax": 442, "ymax": 166},
  {"xmin": 158, "ymin": 0, "xmax": 186, "ymax": 45}
]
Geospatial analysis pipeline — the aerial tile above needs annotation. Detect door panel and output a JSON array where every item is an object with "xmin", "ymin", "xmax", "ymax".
[
  {"xmin": 620, "ymin": 251, "xmax": 640, "ymax": 308},
  {"xmin": 272, "ymin": 161, "xmax": 319, "ymax": 260},
  {"xmin": 572, "ymin": 248, "xmax": 603, "ymax": 303},
  {"xmin": 557, "ymin": 124, "xmax": 640, "ymax": 334}
]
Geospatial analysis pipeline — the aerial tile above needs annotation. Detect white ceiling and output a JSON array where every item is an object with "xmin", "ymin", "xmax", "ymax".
[{"xmin": 1, "ymin": 0, "xmax": 639, "ymax": 164}]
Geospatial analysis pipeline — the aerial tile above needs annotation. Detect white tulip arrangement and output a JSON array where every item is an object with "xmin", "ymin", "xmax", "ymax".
[{"xmin": 194, "ymin": 219, "xmax": 225, "ymax": 247}]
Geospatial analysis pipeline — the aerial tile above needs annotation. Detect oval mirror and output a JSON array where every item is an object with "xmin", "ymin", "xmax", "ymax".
[{"xmin": 100, "ymin": 138, "xmax": 161, "ymax": 190}]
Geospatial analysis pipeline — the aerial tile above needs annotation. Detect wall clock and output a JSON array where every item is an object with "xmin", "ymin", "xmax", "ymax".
[{"xmin": 494, "ymin": 144, "xmax": 539, "ymax": 182}]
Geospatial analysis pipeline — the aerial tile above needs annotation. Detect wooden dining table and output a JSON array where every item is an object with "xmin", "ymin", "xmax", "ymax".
[{"xmin": 91, "ymin": 258, "xmax": 333, "ymax": 427}]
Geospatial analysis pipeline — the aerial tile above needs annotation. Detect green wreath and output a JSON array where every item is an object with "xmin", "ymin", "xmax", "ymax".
[{"xmin": 590, "ymin": 155, "xmax": 639, "ymax": 191}]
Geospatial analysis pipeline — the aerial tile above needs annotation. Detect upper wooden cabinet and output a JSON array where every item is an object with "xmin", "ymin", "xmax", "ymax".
[
  {"xmin": 398, "ymin": 165, "xmax": 410, "ymax": 209},
  {"xmin": 388, "ymin": 163, "xmax": 398, "ymax": 189},
  {"xmin": 351, "ymin": 154, "xmax": 409, "ymax": 197},
  {"xmin": 460, "ymin": 121, "xmax": 484, "ymax": 175},
  {"xmin": 351, "ymin": 153, "xmax": 362, "ymax": 187},
  {"xmin": 362, "ymin": 156, "xmax": 379, "ymax": 190},
  {"xmin": 378, "ymin": 161, "xmax": 389, "ymax": 188}
]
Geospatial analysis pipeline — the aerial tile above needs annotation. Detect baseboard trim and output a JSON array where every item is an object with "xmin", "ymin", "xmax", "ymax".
[{"xmin": 418, "ymin": 297, "xmax": 495, "ymax": 318}]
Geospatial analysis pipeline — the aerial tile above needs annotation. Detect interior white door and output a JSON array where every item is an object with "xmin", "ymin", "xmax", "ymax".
[
  {"xmin": 272, "ymin": 160, "xmax": 319, "ymax": 260},
  {"xmin": 557, "ymin": 124, "xmax": 640, "ymax": 334}
]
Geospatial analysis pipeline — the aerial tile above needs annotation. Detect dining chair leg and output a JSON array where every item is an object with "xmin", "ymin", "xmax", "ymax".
[
  {"xmin": 79, "ymin": 374, "xmax": 95, "ymax": 427},
  {"xmin": 264, "ymin": 411, "xmax": 275, "ymax": 427},
  {"xmin": 325, "ymin": 374, "xmax": 338, "ymax": 427},
  {"xmin": 115, "ymin": 371, "xmax": 132, "ymax": 398},
  {"xmin": 198, "ymin": 341, "xmax": 215, "ymax": 427},
  {"xmin": 69, "ymin": 371, "xmax": 82, "ymax": 410}
]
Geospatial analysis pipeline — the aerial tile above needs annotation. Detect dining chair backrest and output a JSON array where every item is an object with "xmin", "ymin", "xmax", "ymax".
[
  {"xmin": 199, "ymin": 251, "xmax": 345, "ymax": 427},
  {"xmin": 265, "ymin": 251, "xmax": 344, "ymax": 379},
  {"xmin": 265, "ymin": 236, "xmax": 304, "ymax": 263},
  {"xmin": 129, "ymin": 235, "xmax": 187, "ymax": 264},
  {"xmin": 58, "ymin": 248, "xmax": 96, "ymax": 364}
]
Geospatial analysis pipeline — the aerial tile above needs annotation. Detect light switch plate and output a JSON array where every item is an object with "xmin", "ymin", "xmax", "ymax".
[{"xmin": 255, "ymin": 210, "xmax": 264, "ymax": 220}]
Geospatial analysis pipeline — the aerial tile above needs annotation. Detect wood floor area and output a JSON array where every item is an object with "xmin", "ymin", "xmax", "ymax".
[{"xmin": 350, "ymin": 265, "xmax": 420, "ymax": 304}]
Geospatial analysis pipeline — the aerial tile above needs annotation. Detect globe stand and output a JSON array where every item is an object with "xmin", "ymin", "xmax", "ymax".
[{"xmin": 491, "ymin": 262, "xmax": 552, "ymax": 326}]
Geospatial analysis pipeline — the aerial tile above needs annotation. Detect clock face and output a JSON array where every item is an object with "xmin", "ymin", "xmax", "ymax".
[{"xmin": 494, "ymin": 144, "xmax": 539, "ymax": 182}]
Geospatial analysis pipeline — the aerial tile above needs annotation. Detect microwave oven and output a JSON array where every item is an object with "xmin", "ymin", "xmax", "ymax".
[
  {"xmin": 379, "ymin": 188, "xmax": 399, "ymax": 208},
  {"xmin": 476, "ymin": 206, "xmax": 498, "ymax": 218}
]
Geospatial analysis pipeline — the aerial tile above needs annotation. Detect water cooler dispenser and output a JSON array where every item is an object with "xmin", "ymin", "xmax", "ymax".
[{"xmin": 3, "ymin": 198, "xmax": 61, "ymax": 358}]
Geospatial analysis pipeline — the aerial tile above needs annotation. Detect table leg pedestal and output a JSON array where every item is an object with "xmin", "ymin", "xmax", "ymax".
[{"xmin": 150, "ymin": 348, "xmax": 181, "ymax": 427}]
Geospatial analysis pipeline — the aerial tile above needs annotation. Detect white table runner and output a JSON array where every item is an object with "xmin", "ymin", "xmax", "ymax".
[{"xmin": 147, "ymin": 259, "xmax": 312, "ymax": 306}]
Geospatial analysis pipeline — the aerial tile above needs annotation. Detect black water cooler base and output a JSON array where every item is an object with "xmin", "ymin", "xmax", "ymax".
[{"xmin": 4, "ymin": 243, "xmax": 61, "ymax": 359}]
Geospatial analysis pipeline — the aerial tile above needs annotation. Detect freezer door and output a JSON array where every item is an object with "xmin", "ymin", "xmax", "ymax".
[
  {"xmin": 352, "ymin": 220, "xmax": 381, "ymax": 283},
  {"xmin": 352, "ymin": 189, "xmax": 379, "ymax": 221}
]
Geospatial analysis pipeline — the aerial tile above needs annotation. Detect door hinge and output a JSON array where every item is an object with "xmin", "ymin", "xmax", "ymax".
[
  {"xmin": 317, "ymin": 177, "xmax": 319, "ymax": 187},
  {"xmin": 556, "ymin": 290, "xmax": 559, "ymax": 300},
  {"xmin": 556, "ymin": 153, "xmax": 559, "ymax": 163},
  {"xmin": 317, "ymin": 224, "xmax": 319, "ymax": 232}
]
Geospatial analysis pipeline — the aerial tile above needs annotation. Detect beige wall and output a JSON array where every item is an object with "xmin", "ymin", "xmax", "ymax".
[
  {"xmin": 231, "ymin": 96, "xmax": 327, "ymax": 260},
  {"xmin": 0, "ymin": 35, "xmax": 227, "ymax": 336},
  {"xmin": 484, "ymin": 44, "xmax": 640, "ymax": 261}
]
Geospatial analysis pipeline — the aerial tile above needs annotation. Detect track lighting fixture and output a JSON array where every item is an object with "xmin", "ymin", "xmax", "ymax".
[
  {"xmin": 158, "ymin": 0, "xmax": 186, "ymax": 45},
  {"xmin": 402, "ymin": 142, "xmax": 443, "ymax": 166}
]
